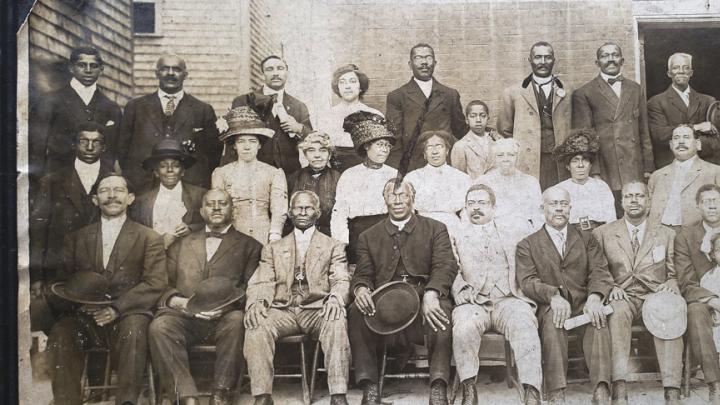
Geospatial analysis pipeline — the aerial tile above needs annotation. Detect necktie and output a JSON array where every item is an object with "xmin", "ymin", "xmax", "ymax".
[
  {"xmin": 607, "ymin": 75, "xmax": 624, "ymax": 86},
  {"xmin": 558, "ymin": 232, "xmax": 565, "ymax": 258},
  {"xmin": 631, "ymin": 228, "xmax": 640, "ymax": 256},
  {"xmin": 206, "ymin": 231, "xmax": 226, "ymax": 239},
  {"xmin": 164, "ymin": 95, "xmax": 176, "ymax": 116}
]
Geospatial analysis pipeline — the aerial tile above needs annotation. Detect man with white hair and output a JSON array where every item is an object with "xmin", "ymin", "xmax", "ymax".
[
  {"xmin": 451, "ymin": 183, "xmax": 541, "ymax": 405},
  {"xmin": 475, "ymin": 138, "xmax": 544, "ymax": 230},
  {"xmin": 648, "ymin": 52, "xmax": 718, "ymax": 167},
  {"xmin": 516, "ymin": 186, "xmax": 614, "ymax": 404}
]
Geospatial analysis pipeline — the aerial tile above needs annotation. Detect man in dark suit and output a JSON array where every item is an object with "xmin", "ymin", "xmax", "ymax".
[
  {"xmin": 46, "ymin": 173, "xmax": 167, "ymax": 405},
  {"xmin": 573, "ymin": 43, "xmax": 655, "ymax": 212},
  {"xmin": 149, "ymin": 189, "xmax": 262, "ymax": 405},
  {"xmin": 30, "ymin": 46, "xmax": 122, "ymax": 178},
  {"xmin": 129, "ymin": 139, "xmax": 207, "ymax": 250},
  {"xmin": 230, "ymin": 55, "xmax": 313, "ymax": 175},
  {"xmin": 516, "ymin": 186, "xmax": 613, "ymax": 405},
  {"xmin": 348, "ymin": 179, "xmax": 457, "ymax": 405},
  {"xmin": 118, "ymin": 54, "xmax": 221, "ymax": 193},
  {"xmin": 648, "ymin": 52, "xmax": 718, "ymax": 167},
  {"xmin": 674, "ymin": 183, "xmax": 720, "ymax": 402},
  {"xmin": 385, "ymin": 43, "xmax": 468, "ymax": 171}
]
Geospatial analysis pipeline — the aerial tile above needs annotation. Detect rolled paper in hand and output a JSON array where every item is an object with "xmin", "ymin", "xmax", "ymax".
[{"xmin": 563, "ymin": 304, "xmax": 614, "ymax": 330}]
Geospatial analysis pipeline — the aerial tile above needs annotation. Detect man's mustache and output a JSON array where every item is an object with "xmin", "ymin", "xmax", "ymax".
[{"xmin": 471, "ymin": 209, "xmax": 484, "ymax": 217}]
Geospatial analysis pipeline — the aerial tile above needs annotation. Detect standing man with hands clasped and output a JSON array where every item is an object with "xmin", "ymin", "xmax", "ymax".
[
  {"xmin": 348, "ymin": 179, "xmax": 457, "ymax": 405},
  {"xmin": 516, "ymin": 186, "xmax": 614, "ymax": 405}
]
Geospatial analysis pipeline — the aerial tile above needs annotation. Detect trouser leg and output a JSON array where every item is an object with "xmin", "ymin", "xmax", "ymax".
[
  {"xmin": 654, "ymin": 335, "xmax": 683, "ymax": 388},
  {"xmin": 298, "ymin": 308, "xmax": 350, "ymax": 394},
  {"xmin": 348, "ymin": 304, "xmax": 381, "ymax": 384},
  {"xmin": 608, "ymin": 299, "xmax": 635, "ymax": 382},
  {"xmin": 687, "ymin": 302, "xmax": 720, "ymax": 383},
  {"xmin": 538, "ymin": 306, "xmax": 568, "ymax": 392},
  {"xmin": 47, "ymin": 316, "xmax": 91, "ymax": 405},
  {"xmin": 213, "ymin": 310, "xmax": 246, "ymax": 391},
  {"xmin": 244, "ymin": 308, "xmax": 301, "ymax": 396},
  {"xmin": 425, "ymin": 298, "xmax": 453, "ymax": 384},
  {"xmin": 148, "ymin": 314, "xmax": 199, "ymax": 399},
  {"xmin": 581, "ymin": 322, "xmax": 612, "ymax": 390},
  {"xmin": 493, "ymin": 297, "xmax": 542, "ymax": 391},
  {"xmin": 111, "ymin": 314, "xmax": 151, "ymax": 405},
  {"xmin": 451, "ymin": 304, "xmax": 491, "ymax": 381}
]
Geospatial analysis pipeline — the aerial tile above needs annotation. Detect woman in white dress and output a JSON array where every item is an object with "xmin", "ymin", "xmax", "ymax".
[
  {"xmin": 331, "ymin": 111, "xmax": 397, "ymax": 264},
  {"xmin": 317, "ymin": 64, "xmax": 384, "ymax": 172},
  {"xmin": 404, "ymin": 130, "xmax": 471, "ymax": 235},
  {"xmin": 475, "ymin": 138, "xmax": 544, "ymax": 230},
  {"xmin": 211, "ymin": 106, "xmax": 287, "ymax": 244},
  {"xmin": 554, "ymin": 128, "xmax": 616, "ymax": 230}
]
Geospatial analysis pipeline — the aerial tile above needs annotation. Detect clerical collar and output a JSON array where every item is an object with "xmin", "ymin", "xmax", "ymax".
[
  {"xmin": 600, "ymin": 72, "xmax": 622, "ymax": 82},
  {"xmin": 391, "ymin": 217, "xmax": 411, "ymax": 231},
  {"xmin": 364, "ymin": 159, "xmax": 383, "ymax": 170},
  {"xmin": 532, "ymin": 74, "xmax": 553, "ymax": 86},
  {"xmin": 205, "ymin": 224, "xmax": 232, "ymax": 235}
]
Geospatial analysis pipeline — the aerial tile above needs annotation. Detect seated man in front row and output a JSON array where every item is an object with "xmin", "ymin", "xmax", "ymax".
[
  {"xmin": 47, "ymin": 173, "xmax": 167, "ymax": 405},
  {"xmin": 516, "ymin": 186, "xmax": 613, "ymax": 405},
  {"xmin": 349, "ymin": 179, "xmax": 457, "ymax": 405},
  {"xmin": 451, "ymin": 184, "xmax": 541, "ymax": 405},
  {"xmin": 148, "ymin": 189, "xmax": 262, "ymax": 405},
  {"xmin": 593, "ymin": 181, "xmax": 683, "ymax": 405},
  {"xmin": 244, "ymin": 190, "xmax": 351, "ymax": 405},
  {"xmin": 674, "ymin": 183, "xmax": 720, "ymax": 403}
]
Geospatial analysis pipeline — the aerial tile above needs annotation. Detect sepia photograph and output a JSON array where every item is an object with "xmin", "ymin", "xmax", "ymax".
[{"xmin": 13, "ymin": 0, "xmax": 720, "ymax": 404}]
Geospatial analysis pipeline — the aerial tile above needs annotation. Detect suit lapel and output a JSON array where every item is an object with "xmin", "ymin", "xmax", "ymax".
[
  {"xmin": 181, "ymin": 184, "xmax": 194, "ymax": 223},
  {"xmin": 144, "ymin": 187, "xmax": 161, "ymax": 226},
  {"xmin": 615, "ymin": 81, "xmax": 633, "ymax": 120},
  {"xmin": 520, "ymin": 83, "xmax": 540, "ymax": 114},
  {"xmin": 634, "ymin": 226, "xmax": 656, "ymax": 268},
  {"xmin": 209, "ymin": 231, "xmax": 237, "ymax": 264},
  {"xmin": 62, "ymin": 168, "xmax": 91, "ymax": 215},
  {"xmin": 283, "ymin": 235, "xmax": 296, "ymax": 292},
  {"xmin": 106, "ymin": 221, "xmax": 137, "ymax": 273},
  {"xmin": 540, "ymin": 227, "xmax": 563, "ymax": 264},
  {"xmin": 85, "ymin": 222, "xmax": 103, "ymax": 270},
  {"xmin": 60, "ymin": 86, "xmax": 90, "ymax": 123},
  {"xmin": 189, "ymin": 231, "xmax": 208, "ymax": 270},
  {"xmin": 426, "ymin": 83, "xmax": 445, "ymax": 114},
  {"xmin": 404, "ymin": 80, "xmax": 430, "ymax": 109},
  {"xmin": 681, "ymin": 158, "xmax": 703, "ymax": 191},
  {"xmin": 613, "ymin": 221, "xmax": 635, "ymax": 265},
  {"xmin": 304, "ymin": 232, "xmax": 324, "ymax": 277},
  {"xmin": 551, "ymin": 84, "xmax": 565, "ymax": 113},
  {"xmin": 171, "ymin": 95, "xmax": 193, "ymax": 133},
  {"xmin": 146, "ymin": 93, "xmax": 165, "ymax": 134},
  {"xmin": 594, "ymin": 76, "xmax": 620, "ymax": 113},
  {"xmin": 687, "ymin": 89, "xmax": 701, "ymax": 120},
  {"xmin": 564, "ymin": 226, "xmax": 580, "ymax": 261}
]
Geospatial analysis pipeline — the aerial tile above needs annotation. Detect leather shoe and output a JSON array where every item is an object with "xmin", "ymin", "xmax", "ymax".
[
  {"xmin": 179, "ymin": 397, "xmax": 200, "ymax": 405},
  {"xmin": 593, "ymin": 382, "xmax": 611, "ymax": 405},
  {"xmin": 460, "ymin": 378, "xmax": 477, "ymax": 405},
  {"xmin": 548, "ymin": 388, "xmax": 566, "ymax": 405},
  {"xmin": 361, "ymin": 380, "xmax": 381, "ymax": 405},
  {"xmin": 330, "ymin": 393, "xmax": 349, "ymax": 405},
  {"xmin": 664, "ymin": 387, "xmax": 681, "ymax": 405},
  {"xmin": 209, "ymin": 388, "xmax": 231, "ymax": 405},
  {"xmin": 524, "ymin": 385, "xmax": 541, "ymax": 405},
  {"xmin": 429, "ymin": 379, "xmax": 449, "ymax": 405},
  {"xmin": 611, "ymin": 380, "xmax": 628, "ymax": 405},
  {"xmin": 253, "ymin": 394, "xmax": 274, "ymax": 405}
]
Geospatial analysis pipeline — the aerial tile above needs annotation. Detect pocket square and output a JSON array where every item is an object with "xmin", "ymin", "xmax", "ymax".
[
  {"xmin": 193, "ymin": 127, "xmax": 204, "ymax": 133},
  {"xmin": 105, "ymin": 120, "xmax": 115, "ymax": 126}
]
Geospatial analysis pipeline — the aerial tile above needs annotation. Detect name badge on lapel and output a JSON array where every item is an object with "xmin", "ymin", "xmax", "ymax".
[{"xmin": 652, "ymin": 245, "xmax": 666, "ymax": 263}]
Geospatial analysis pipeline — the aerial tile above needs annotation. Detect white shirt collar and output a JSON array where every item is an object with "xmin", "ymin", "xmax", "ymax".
[
  {"xmin": 101, "ymin": 213, "xmax": 127, "ymax": 227},
  {"xmin": 674, "ymin": 155, "xmax": 697, "ymax": 169},
  {"xmin": 158, "ymin": 88, "xmax": 185, "ymax": 103},
  {"xmin": 413, "ymin": 77, "xmax": 434, "ymax": 98},
  {"xmin": 532, "ymin": 74, "xmax": 553, "ymax": 86},
  {"xmin": 672, "ymin": 85, "xmax": 691, "ymax": 97},
  {"xmin": 262, "ymin": 85, "xmax": 284, "ymax": 98},
  {"xmin": 624, "ymin": 218, "xmax": 647, "ymax": 238},
  {"xmin": 294, "ymin": 226, "xmax": 316, "ymax": 242},
  {"xmin": 391, "ymin": 217, "xmax": 411, "ymax": 231},
  {"xmin": 70, "ymin": 78, "xmax": 97, "ymax": 105},
  {"xmin": 204, "ymin": 224, "xmax": 232, "ymax": 235},
  {"xmin": 157, "ymin": 182, "xmax": 183, "ymax": 199},
  {"xmin": 600, "ymin": 71, "xmax": 622, "ymax": 82},
  {"xmin": 74, "ymin": 157, "xmax": 100, "ymax": 171},
  {"xmin": 545, "ymin": 224, "xmax": 568, "ymax": 239}
]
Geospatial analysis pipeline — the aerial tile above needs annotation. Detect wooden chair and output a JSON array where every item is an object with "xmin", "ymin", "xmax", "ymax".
[
  {"xmin": 448, "ymin": 331, "xmax": 522, "ymax": 404},
  {"xmin": 271, "ymin": 334, "xmax": 321, "ymax": 405},
  {"xmin": 378, "ymin": 336, "xmax": 431, "ymax": 398},
  {"xmin": 80, "ymin": 347, "xmax": 156, "ymax": 405}
]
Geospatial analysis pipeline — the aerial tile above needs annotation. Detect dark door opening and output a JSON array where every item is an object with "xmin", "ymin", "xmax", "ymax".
[{"xmin": 641, "ymin": 27, "xmax": 720, "ymax": 100}]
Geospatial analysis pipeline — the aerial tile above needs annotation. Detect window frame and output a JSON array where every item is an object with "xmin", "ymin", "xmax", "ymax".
[{"xmin": 132, "ymin": 0, "xmax": 162, "ymax": 37}]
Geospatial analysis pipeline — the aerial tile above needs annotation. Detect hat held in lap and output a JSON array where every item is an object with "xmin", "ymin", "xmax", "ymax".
[{"xmin": 363, "ymin": 281, "xmax": 420, "ymax": 335}]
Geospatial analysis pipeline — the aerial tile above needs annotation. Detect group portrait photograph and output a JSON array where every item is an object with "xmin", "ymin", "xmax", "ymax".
[{"xmin": 11, "ymin": 0, "xmax": 720, "ymax": 404}]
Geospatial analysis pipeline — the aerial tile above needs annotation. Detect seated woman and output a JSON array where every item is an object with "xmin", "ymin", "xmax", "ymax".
[
  {"xmin": 212, "ymin": 107, "xmax": 287, "ymax": 244},
  {"xmin": 331, "ymin": 111, "xmax": 397, "ymax": 264},
  {"xmin": 130, "ymin": 139, "xmax": 206, "ymax": 249},
  {"xmin": 405, "ymin": 130, "xmax": 471, "ymax": 235},
  {"xmin": 286, "ymin": 132, "xmax": 341, "ymax": 236},
  {"xmin": 476, "ymin": 138, "xmax": 544, "ymax": 230},
  {"xmin": 555, "ymin": 128, "xmax": 616, "ymax": 230},
  {"xmin": 317, "ymin": 64, "xmax": 384, "ymax": 172}
]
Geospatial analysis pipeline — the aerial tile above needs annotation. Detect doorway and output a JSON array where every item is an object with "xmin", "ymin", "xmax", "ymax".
[{"xmin": 640, "ymin": 26, "xmax": 720, "ymax": 100}]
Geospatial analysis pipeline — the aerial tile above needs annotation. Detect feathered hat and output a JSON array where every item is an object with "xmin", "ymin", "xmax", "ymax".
[
  {"xmin": 343, "ymin": 111, "xmax": 397, "ymax": 153},
  {"xmin": 553, "ymin": 128, "xmax": 600, "ymax": 162},
  {"xmin": 219, "ymin": 106, "xmax": 274, "ymax": 143}
]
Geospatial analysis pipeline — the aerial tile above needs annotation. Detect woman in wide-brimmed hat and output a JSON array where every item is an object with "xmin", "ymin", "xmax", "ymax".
[
  {"xmin": 211, "ymin": 106, "xmax": 287, "ymax": 244},
  {"xmin": 554, "ymin": 128, "xmax": 616, "ymax": 230},
  {"xmin": 330, "ymin": 111, "xmax": 397, "ymax": 264},
  {"xmin": 404, "ymin": 130, "xmax": 471, "ymax": 235},
  {"xmin": 130, "ymin": 138, "xmax": 206, "ymax": 249},
  {"xmin": 316, "ymin": 64, "xmax": 385, "ymax": 172}
]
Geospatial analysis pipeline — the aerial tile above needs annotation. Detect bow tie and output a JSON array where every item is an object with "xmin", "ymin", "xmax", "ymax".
[
  {"xmin": 206, "ymin": 231, "xmax": 226, "ymax": 239},
  {"xmin": 607, "ymin": 75, "xmax": 624, "ymax": 85}
]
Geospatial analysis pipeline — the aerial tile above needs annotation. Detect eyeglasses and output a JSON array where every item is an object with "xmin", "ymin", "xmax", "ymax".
[
  {"xmin": 546, "ymin": 200, "xmax": 570, "ymax": 208},
  {"xmin": 702, "ymin": 198, "xmax": 720, "ymax": 205}
]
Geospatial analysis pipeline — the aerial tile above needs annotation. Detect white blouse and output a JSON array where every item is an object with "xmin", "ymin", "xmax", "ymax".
[
  {"xmin": 476, "ymin": 169, "xmax": 544, "ymax": 230},
  {"xmin": 316, "ymin": 102, "xmax": 384, "ymax": 148},
  {"xmin": 331, "ymin": 163, "xmax": 397, "ymax": 244},
  {"xmin": 557, "ymin": 178, "xmax": 617, "ymax": 224},
  {"xmin": 404, "ymin": 164, "xmax": 471, "ymax": 234}
]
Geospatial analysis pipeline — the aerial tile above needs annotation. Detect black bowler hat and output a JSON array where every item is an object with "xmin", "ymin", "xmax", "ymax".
[
  {"xmin": 142, "ymin": 138, "xmax": 197, "ymax": 170},
  {"xmin": 186, "ymin": 276, "xmax": 245, "ymax": 314},
  {"xmin": 364, "ymin": 281, "xmax": 420, "ymax": 335},
  {"xmin": 51, "ymin": 272, "xmax": 113, "ymax": 305}
]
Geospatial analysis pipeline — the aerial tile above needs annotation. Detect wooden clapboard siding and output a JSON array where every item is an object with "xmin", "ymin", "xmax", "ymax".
[
  {"xmin": 132, "ymin": 0, "xmax": 279, "ymax": 114},
  {"xmin": 28, "ymin": 0, "xmax": 134, "ymax": 105}
]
